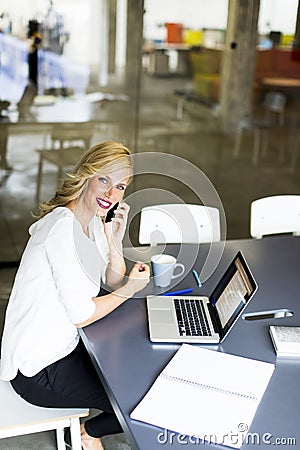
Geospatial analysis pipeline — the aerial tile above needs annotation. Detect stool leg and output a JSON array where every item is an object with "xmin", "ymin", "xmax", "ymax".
[
  {"xmin": 56, "ymin": 427, "xmax": 66, "ymax": 450},
  {"xmin": 278, "ymin": 128, "xmax": 285, "ymax": 163},
  {"xmin": 261, "ymin": 129, "xmax": 269, "ymax": 158},
  {"xmin": 57, "ymin": 167, "xmax": 63, "ymax": 189},
  {"xmin": 290, "ymin": 133, "xmax": 300, "ymax": 172},
  {"xmin": 233, "ymin": 129, "xmax": 242, "ymax": 158},
  {"xmin": 176, "ymin": 98, "xmax": 184, "ymax": 120},
  {"xmin": 70, "ymin": 417, "xmax": 82, "ymax": 450},
  {"xmin": 252, "ymin": 129, "xmax": 260, "ymax": 165},
  {"xmin": 36, "ymin": 154, "xmax": 43, "ymax": 205}
]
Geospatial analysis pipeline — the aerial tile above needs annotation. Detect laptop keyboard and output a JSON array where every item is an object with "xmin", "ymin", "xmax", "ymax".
[{"xmin": 174, "ymin": 298, "xmax": 212, "ymax": 337}]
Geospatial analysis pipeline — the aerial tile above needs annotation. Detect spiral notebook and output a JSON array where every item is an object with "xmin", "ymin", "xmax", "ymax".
[{"xmin": 130, "ymin": 344, "xmax": 274, "ymax": 449}]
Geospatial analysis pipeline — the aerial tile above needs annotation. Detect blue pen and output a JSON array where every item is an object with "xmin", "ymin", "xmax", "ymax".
[
  {"xmin": 162, "ymin": 288, "xmax": 193, "ymax": 296},
  {"xmin": 192, "ymin": 270, "xmax": 202, "ymax": 288}
]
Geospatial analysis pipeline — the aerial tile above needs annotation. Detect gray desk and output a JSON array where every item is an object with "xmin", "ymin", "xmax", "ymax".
[{"xmin": 80, "ymin": 236, "xmax": 300, "ymax": 449}]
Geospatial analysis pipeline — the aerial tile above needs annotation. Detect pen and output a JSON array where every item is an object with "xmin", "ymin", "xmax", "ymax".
[
  {"xmin": 192, "ymin": 270, "xmax": 202, "ymax": 288},
  {"xmin": 162, "ymin": 288, "xmax": 193, "ymax": 296}
]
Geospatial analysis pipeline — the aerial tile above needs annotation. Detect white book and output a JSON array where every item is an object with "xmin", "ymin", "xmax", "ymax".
[
  {"xmin": 130, "ymin": 344, "xmax": 274, "ymax": 449},
  {"xmin": 269, "ymin": 326, "xmax": 300, "ymax": 357}
]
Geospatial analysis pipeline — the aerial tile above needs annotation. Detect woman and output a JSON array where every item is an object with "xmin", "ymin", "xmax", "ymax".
[{"xmin": 0, "ymin": 141, "xmax": 150, "ymax": 450}]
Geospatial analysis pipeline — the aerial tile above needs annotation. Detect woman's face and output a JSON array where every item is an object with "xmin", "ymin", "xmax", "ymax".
[{"xmin": 83, "ymin": 167, "xmax": 131, "ymax": 217}]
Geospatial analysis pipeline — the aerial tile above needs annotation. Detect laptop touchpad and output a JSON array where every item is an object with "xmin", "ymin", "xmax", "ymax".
[{"xmin": 151, "ymin": 309, "xmax": 174, "ymax": 324}]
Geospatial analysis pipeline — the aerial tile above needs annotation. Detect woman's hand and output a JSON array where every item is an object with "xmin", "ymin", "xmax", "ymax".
[
  {"xmin": 77, "ymin": 262, "xmax": 150, "ymax": 327},
  {"xmin": 104, "ymin": 202, "xmax": 130, "ymax": 248},
  {"xmin": 104, "ymin": 202, "xmax": 130, "ymax": 289},
  {"xmin": 126, "ymin": 262, "xmax": 150, "ymax": 295}
]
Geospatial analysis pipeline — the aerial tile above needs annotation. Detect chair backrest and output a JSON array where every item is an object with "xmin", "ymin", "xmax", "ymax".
[
  {"xmin": 263, "ymin": 92, "xmax": 287, "ymax": 113},
  {"xmin": 250, "ymin": 195, "xmax": 300, "ymax": 239},
  {"xmin": 263, "ymin": 92, "xmax": 287, "ymax": 126},
  {"xmin": 51, "ymin": 123, "xmax": 93, "ymax": 149},
  {"xmin": 139, "ymin": 204, "xmax": 221, "ymax": 245}
]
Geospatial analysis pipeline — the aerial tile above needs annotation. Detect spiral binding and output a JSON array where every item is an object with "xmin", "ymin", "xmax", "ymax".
[{"xmin": 161, "ymin": 373, "xmax": 258, "ymax": 402}]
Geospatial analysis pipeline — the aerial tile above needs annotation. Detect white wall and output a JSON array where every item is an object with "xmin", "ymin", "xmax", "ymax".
[
  {"xmin": 116, "ymin": 0, "xmax": 127, "ymax": 68},
  {"xmin": 1, "ymin": 0, "xmax": 298, "ymax": 67},
  {"xmin": 144, "ymin": 0, "xmax": 228, "ymax": 41},
  {"xmin": 0, "ymin": 0, "xmax": 40, "ymax": 37},
  {"xmin": 53, "ymin": 0, "xmax": 91, "ymax": 64},
  {"xmin": 0, "ymin": 0, "xmax": 98, "ymax": 65},
  {"xmin": 258, "ymin": 0, "xmax": 298, "ymax": 34},
  {"xmin": 144, "ymin": 0, "xmax": 298, "ymax": 41}
]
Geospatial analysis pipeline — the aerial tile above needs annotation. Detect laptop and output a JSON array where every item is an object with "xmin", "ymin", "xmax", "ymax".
[{"xmin": 147, "ymin": 251, "xmax": 257, "ymax": 343}]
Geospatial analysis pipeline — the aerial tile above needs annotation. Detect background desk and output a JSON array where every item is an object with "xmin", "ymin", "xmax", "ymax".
[
  {"xmin": 261, "ymin": 76, "xmax": 300, "ymax": 99},
  {"xmin": 0, "ymin": 96, "xmax": 126, "ymax": 169},
  {"xmin": 145, "ymin": 43, "xmax": 192, "ymax": 76},
  {"xmin": 80, "ymin": 236, "xmax": 300, "ymax": 449}
]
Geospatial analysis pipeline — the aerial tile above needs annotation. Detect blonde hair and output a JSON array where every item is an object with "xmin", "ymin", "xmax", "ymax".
[{"xmin": 36, "ymin": 141, "xmax": 132, "ymax": 218}]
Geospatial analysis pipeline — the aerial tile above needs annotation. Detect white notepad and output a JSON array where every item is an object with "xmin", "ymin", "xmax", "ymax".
[
  {"xmin": 130, "ymin": 344, "xmax": 275, "ymax": 449},
  {"xmin": 269, "ymin": 325, "xmax": 300, "ymax": 357}
]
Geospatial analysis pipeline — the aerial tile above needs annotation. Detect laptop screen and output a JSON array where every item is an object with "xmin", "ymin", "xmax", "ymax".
[{"xmin": 210, "ymin": 251, "xmax": 257, "ymax": 339}]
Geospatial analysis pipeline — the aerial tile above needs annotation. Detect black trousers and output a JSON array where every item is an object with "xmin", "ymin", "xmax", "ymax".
[{"xmin": 11, "ymin": 339, "xmax": 122, "ymax": 438}]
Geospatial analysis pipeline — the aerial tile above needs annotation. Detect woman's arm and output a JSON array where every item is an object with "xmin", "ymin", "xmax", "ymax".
[
  {"xmin": 105, "ymin": 242, "xmax": 126, "ymax": 289},
  {"xmin": 76, "ymin": 262, "xmax": 150, "ymax": 327},
  {"xmin": 104, "ymin": 202, "xmax": 130, "ymax": 289}
]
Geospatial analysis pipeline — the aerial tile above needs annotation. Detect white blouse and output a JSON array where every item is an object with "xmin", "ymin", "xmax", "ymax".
[{"xmin": 0, "ymin": 207, "xmax": 109, "ymax": 381}]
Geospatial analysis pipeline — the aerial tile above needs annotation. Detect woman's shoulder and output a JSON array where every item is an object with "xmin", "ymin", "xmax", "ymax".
[
  {"xmin": 29, "ymin": 207, "xmax": 74, "ymax": 239},
  {"xmin": 50, "ymin": 206, "xmax": 74, "ymax": 220}
]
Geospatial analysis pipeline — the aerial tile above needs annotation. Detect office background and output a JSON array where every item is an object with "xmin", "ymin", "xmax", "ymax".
[{"xmin": 0, "ymin": 1, "xmax": 299, "ymax": 448}]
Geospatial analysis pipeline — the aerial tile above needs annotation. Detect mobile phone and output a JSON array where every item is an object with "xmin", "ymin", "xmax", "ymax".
[{"xmin": 105, "ymin": 202, "xmax": 119, "ymax": 223}]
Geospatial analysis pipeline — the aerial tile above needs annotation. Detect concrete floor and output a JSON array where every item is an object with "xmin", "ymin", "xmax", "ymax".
[
  {"xmin": 0, "ymin": 72, "xmax": 299, "ymax": 448},
  {"xmin": 0, "ymin": 431, "xmax": 131, "ymax": 450}
]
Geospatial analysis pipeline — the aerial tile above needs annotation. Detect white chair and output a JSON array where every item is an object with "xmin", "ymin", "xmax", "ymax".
[
  {"xmin": 263, "ymin": 91, "xmax": 287, "ymax": 127},
  {"xmin": 250, "ymin": 195, "xmax": 300, "ymax": 239},
  {"xmin": 0, "ymin": 375, "xmax": 88, "ymax": 449},
  {"xmin": 233, "ymin": 91, "xmax": 287, "ymax": 165},
  {"xmin": 139, "ymin": 203, "xmax": 221, "ymax": 245}
]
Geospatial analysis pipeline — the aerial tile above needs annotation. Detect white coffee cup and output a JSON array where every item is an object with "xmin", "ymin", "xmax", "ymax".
[{"xmin": 151, "ymin": 254, "xmax": 185, "ymax": 287}]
